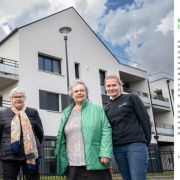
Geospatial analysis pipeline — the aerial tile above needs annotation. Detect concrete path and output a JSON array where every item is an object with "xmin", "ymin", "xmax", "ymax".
[{"xmin": 113, "ymin": 176, "xmax": 174, "ymax": 180}]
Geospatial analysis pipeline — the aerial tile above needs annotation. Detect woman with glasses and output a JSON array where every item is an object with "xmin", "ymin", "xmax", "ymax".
[
  {"xmin": 0, "ymin": 87, "xmax": 44, "ymax": 180},
  {"xmin": 55, "ymin": 81, "xmax": 112, "ymax": 180}
]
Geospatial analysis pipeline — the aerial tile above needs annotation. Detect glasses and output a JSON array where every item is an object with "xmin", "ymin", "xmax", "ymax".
[
  {"xmin": 73, "ymin": 89, "xmax": 86, "ymax": 94},
  {"xmin": 12, "ymin": 96, "xmax": 24, "ymax": 99}
]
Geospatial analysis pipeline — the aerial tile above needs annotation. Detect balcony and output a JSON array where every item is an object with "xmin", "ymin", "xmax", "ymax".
[
  {"xmin": 151, "ymin": 94, "xmax": 171, "ymax": 112},
  {"xmin": 0, "ymin": 100, "xmax": 11, "ymax": 108},
  {"xmin": 155, "ymin": 123, "xmax": 174, "ymax": 142},
  {"xmin": 0, "ymin": 57, "xmax": 19, "ymax": 89},
  {"xmin": 123, "ymin": 87, "xmax": 150, "ymax": 107},
  {"xmin": 100, "ymin": 86, "xmax": 150, "ymax": 107}
]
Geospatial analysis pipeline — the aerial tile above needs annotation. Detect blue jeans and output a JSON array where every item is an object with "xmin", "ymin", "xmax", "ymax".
[{"xmin": 113, "ymin": 142, "xmax": 148, "ymax": 180}]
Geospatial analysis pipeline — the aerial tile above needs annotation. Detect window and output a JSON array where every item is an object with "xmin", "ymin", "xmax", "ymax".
[
  {"xmin": 38, "ymin": 54, "xmax": 61, "ymax": 74},
  {"xmin": 61, "ymin": 94, "xmax": 69, "ymax": 110},
  {"xmin": 0, "ymin": 96, "xmax": 2, "ymax": 107},
  {"xmin": 99, "ymin": 70, "xmax": 106, "ymax": 86},
  {"xmin": 99, "ymin": 70, "xmax": 106, "ymax": 94},
  {"xmin": 171, "ymin": 89, "xmax": 174, "ymax": 100},
  {"xmin": 39, "ymin": 90, "xmax": 69, "ymax": 111},
  {"xmin": 39, "ymin": 90, "xmax": 59, "ymax": 111},
  {"xmin": 75, "ymin": 63, "xmax": 80, "ymax": 79},
  {"xmin": 156, "ymin": 90, "xmax": 163, "ymax": 98},
  {"xmin": 101, "ymin": 94, "xmax": 110, "ymax": 107}
]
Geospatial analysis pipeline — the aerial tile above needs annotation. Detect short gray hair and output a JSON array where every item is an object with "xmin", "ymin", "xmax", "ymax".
[
  {"xmin": 9, "ymin": 87, "xmax": 26, "ymax": 98},
  {"xmin": 70, "ymin": 81, "xmax": 88, "ymax": 97}
]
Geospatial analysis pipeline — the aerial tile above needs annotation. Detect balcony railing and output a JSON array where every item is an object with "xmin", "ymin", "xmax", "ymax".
[
  {"xmin": 156, "ymin": 123, "xmax": 174, "ymax": 137},
  {"xmin": 100, "ymin": 86, "xmax": 149, "ymax": 99},
  {"xmin": 151, "ymin": 94, "xmax": 169, "ymax": 102},
  {"xmin": 123, "ymin": 87, "xmax": 149, "ymax": 98},
  {"xmin": 0, "ymin": 100, "xmax": 11, "ymax": 107},
  {"xmin": 0, "ymin": 57, "xmax": 19, "ymax": 78}
]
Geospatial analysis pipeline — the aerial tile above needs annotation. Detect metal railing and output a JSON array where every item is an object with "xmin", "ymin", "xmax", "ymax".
[
  {"xmin": 0, "ymin": 145, "xmax": 174, "ymax": 179},
  {"xmin": 0, "ymin": 100, "xmax": 11, "ymax": 107},
  {"xmin": 156, "ymin": 123, "xmax": 174, "ymax": 129},
  {"xmin": 0, "ymin": 57, "xmax": 19, "ymax": 77},
  {"xmin": 155, "ymin": 123, "xmax": 174, "ymax": 137},
  {"xmin": 151, "ymin": 94, "xmax": 169, "ymax": 102},
  {"xmin": 123, "ymin": 87, "xmax": 149, "ymax": 98}
]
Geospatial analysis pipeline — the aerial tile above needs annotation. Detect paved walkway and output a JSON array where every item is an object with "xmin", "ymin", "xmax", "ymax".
[
  {"xmin": 113, "ymin": 176, "xmax": 174, "ymax": 180},
  {"xmin": 148, "ymin": 177, "xmax": 173, "ymax": 180}
]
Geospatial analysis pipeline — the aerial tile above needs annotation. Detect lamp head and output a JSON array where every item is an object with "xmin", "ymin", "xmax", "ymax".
[{"xmin": 59, "ymin": 27, "xmax": 72, "ymax": 35}]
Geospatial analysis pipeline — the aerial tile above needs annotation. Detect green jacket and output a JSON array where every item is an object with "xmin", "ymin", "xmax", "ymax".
[{"xmin": 55, "ymin": 100, "xmax": 112, "ymax": 175}]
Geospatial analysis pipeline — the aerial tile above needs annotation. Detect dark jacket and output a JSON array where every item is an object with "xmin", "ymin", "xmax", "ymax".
[
  {"xmin": 0, "ymin": 107, "xmax": 44, "ymax": 161},
  {"xmin": 105, "ymin": 94, "xmax": 151, "ymax": 147}
]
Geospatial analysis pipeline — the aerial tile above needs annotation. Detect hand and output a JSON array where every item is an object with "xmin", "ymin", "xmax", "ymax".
[{"xmin": 100, "ymin": 157, "xmax": 110, "ymax": 165}]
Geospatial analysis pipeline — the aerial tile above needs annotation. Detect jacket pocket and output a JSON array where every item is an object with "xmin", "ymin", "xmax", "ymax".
[{"xmin": 91, "ymin": 142, "xmax": 100, "ymax": 146}]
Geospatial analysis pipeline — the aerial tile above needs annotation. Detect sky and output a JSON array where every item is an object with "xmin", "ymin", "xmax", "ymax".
[{"xmin": 0, "ymin": 0, "xmax": 174, "ymax": 75}]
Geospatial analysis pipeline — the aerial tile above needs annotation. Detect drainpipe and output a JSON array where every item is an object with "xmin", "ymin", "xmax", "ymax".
[
  {"xmin": 147, "ymin": 79, "xmax": 159, "ymax": 143},
  {"xmin": 166, "ymin": 79, "xmax": 174, "ymax": 116}
]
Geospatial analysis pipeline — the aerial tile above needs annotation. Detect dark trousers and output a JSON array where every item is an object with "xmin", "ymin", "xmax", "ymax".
[
  {"xmin": 2, "ymin": 160, "xmax": 40, "ymax": 180},
  {"xmin": 67, "ymin": 166, "xmax": 112, "ymax": 180}
]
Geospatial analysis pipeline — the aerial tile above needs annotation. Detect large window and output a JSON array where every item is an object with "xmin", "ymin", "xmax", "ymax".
[
  {"xmin": 38, "ymin": 54, "xmax": 61, "ymax": 74},
  {"xmin": 39, "ymin": 90, "xmax": 59, "ymax": 111},
  {"xmin": 39, "ymin": 90, "xmax": 69, "ymax": 111}
]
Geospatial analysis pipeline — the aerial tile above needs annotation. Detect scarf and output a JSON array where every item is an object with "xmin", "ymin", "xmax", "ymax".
[{"xmin": 11, "ymin": 106, "xmax": 38, "ymax": 170}]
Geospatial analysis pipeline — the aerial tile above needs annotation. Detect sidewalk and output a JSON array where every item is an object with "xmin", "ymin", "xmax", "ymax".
[
  {"xmin": 148, "ymin": 177, "xmax": 173, "ymax": 180},
  {"xmin": 113, "ymin": 176, "xmax": 174, "ymax": 180}
]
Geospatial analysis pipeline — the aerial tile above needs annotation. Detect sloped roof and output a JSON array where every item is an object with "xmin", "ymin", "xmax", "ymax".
[{"xmin": 0, "ymin": 7, "xmax": 147, "ymax": 72}]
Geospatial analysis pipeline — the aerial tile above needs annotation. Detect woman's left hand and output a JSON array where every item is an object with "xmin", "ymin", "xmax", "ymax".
[{"xmin": 100, "ymin": 157, "xmax": 110, "ymax": 165}]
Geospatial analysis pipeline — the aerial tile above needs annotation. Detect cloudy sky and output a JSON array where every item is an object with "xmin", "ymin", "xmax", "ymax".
[{"xmin": 0, "ymin": 0, "xmax": 173, "ymax": 75}]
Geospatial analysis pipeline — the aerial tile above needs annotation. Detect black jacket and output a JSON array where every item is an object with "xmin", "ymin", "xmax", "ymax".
[
  {"xmin": 0, "ymin": 107, "xmax": 44, "ymax": 161},
  {"xmin": 105, "ymin": 94, "xmax": 151, "ymax": 146}
]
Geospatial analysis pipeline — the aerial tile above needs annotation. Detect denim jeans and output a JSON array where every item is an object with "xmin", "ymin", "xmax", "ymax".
[{"xmin": 113, "ymin": 142, "xmax": 148, "ymax": 180}]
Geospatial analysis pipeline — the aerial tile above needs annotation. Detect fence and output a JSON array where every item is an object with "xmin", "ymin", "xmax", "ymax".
[{"xmin": 0, "ymin": 145, "xmax": 174, "ymax": 179}]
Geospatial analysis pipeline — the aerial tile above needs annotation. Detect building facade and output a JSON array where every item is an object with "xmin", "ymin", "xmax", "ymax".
[
  {"xmin": 0, "ymin": 7, "xmax": 174, "ymax": 156},
  {"xmin": 149, "ymin": 73, "xmax": 174, "ymax": 151}
]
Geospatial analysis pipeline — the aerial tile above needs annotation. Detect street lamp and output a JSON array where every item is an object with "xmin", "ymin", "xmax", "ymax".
[{"xmin": 59, "ymin": 26, "xmax": 72, "ymax": 105}]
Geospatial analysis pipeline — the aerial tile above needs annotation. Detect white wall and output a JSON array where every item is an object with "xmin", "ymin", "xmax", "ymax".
[
  {"xmin": 150, "ymin": 79, "xmax": 174, "ymax": 125},
  {"xmin": 0, "ymin": 33, "xmax": 19, "ymax": 61},
  {"xmin": 0, "ymin": 8, "xmax": 154, "ymax": 138}
]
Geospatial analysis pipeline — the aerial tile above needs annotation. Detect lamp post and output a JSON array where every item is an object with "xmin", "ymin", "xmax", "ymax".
[{"xmin": 59, "ymin": 26, "xmax": 72, "ymax": 105}]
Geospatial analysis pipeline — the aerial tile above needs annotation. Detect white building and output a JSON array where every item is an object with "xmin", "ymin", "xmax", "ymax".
[
  {"xmin": 0, "ymin": 7, "xmax": 170, "ymax": 151},
  {"xmin": 149, "ymin": 72, "xmax": 174, "ymax": 151}
]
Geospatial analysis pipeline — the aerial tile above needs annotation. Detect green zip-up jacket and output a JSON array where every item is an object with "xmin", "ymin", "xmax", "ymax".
[{"xmin": 55, "ymin": 100, "xmax": 112, "ymax": 175}]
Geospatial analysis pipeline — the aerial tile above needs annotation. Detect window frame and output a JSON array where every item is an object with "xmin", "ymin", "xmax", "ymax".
[
  {"xmin": 74, "ymin": 62, "xmax": 80, "ymax": 79},
  {"xmin": 39, "ymin": 90, "xmax": 60, "ymax": 112},
  {"xmin": 38, "ymin": 53, "xmax": 62, "ymax": 75}
]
